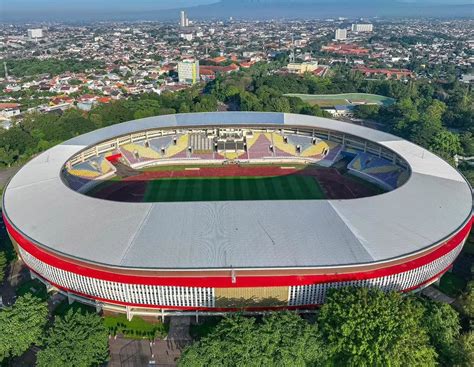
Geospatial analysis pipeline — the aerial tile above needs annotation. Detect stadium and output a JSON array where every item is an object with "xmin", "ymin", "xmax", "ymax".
[{"xmin": 2, "ymin": 112, "xmax": 473, "ymax": 317}]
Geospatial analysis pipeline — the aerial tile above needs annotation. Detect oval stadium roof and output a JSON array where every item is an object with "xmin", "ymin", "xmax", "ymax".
[{"xmin": 3, "ymin": 112, "xmax": 472, "ymax": 270}]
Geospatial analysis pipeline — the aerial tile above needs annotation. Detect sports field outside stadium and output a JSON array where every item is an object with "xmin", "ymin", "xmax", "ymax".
[
  {"xmin": 284, "ymin": 93, "xmax": 396, "ymax": 107},
  {"xmin": 87, "ymin": 163, "xmax": 383, "ymax": 202}
]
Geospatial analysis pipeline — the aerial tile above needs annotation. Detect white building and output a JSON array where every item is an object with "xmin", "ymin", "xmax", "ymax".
[
  {"xmin": 27, "ymin": 28, "xmax": 43, "ymax": 40},
  {"xmin": 0, "ymin": 104, "xmax": 21, "ymax": 119},
  {"xmin": 335, "ymin": 29, "xmax": 347, "ymax": 41},
  {"xmin": 179, "ymin": 33, "xmax": 193, "ymax": 41},
  {"xmin": 351, "ymin": 24, "xmax": 373, "ymax": 32},
  {"xmin": 287, "ymin": 62, "xmax": 319, "ymax": 74},
  {"xmin": 178, "ymin": 60, "xmax": 199, "ymax": 84},
  {"xmin": 180, "ymin": 10, "xmax": 189, "ymax": 27}
]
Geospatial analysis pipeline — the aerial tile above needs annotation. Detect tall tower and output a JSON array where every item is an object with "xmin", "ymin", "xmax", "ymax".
[
  {"xmin": 180, "ymin": 10, "xmax": 187, "ymax": 27},
  {"xmin": 3, "ymin": 62, "xmax": 8, "ymax": 79}
]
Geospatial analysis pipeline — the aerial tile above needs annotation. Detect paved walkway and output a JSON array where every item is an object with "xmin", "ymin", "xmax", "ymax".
[
  {"xmin": 108, "ymin": 317, "xmax": 192, "ymax": 367},
  {"xmin": 0, "ymin": 166, "xmax": 21, "ymax": 190},
  {"xmin": 167, "ymin": 316, "xmax": 192, "ymax": 341},
  {"xmin": 0, "ymin": 259, "xmax": 28, "ymax": 307},
  {"xmin": 108, "ymin": 337, "xmax": 151, "ymax": 367},
  {"xmin": 421, "ymin": 286, "xmax": 455, "ymax": 304},
  {"xmin": 150, "ymin": 316, "xmax": 192, "ymax": 366}
]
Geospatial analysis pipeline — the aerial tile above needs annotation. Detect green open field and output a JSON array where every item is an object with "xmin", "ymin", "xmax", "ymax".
[
  {"xmin": 104, "ymin": 314, "xmax": 168, "ymax": 339},
  {"xmin": 284, "ymin": 93, "xmax": 396, "ymax": 107},
  {"xmin": 143, "ymin": 175, "xmax": 325, "ymax": 202}
]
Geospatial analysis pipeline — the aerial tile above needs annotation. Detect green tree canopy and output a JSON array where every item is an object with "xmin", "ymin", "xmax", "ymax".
[
  {"xmin": 456, "ymin": 331, "xmax": 474, "ymax": 367},
  {"xmin": 318, "ymin": 287, "xmax": 437, "ymax": 367},
  {"xmin": 179, "ymin": 312, "xmax": 326, "ymax": 367},
  {"xmin": 428, "ymin": 129, "xmax": 461, "ymax": 161},
  {"xmin": 0, "ymin": 293, "xmax": 48, "ymax": 362},
  {"xmin": 36, "ymin": 309, "xmax": 109, "ymax": 367},
  {"xmin": 0, "ymin": 251, "xmax": 7, "ymax": 282},
  {"xmin": 421, "ymin": 300, "xmax": 461, "ymax": 365},
  {"xmin": 460, "ymin": 281, "xmax": 474, "ymax": 320},
  {"xmin": 354, "ymin": 104, "xmax": 380, "ymax": 120}
]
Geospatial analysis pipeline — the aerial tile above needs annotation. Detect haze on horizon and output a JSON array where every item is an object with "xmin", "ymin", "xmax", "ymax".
[{"xmin": 1, "ymin": 0, "xmax": 472, "ymax": 22}]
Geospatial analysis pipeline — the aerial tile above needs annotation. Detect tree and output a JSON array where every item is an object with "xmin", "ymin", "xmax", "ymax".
[
  {"xmin": 179, "ymin": 312, "xmax": 326, "ymax": 367},
  {"xmin": 460, "ymin": 281, "xmax": 474, "ymax": 320},
  {"xmin": 36, "ymin": 309, "xmax": 109, "ymax": 367},
  {"xmin": 459, "ymin": 132, "xmax": 474, "ymax": 156},
  {"xmin": 354, "ymin": 104, "xmax": 380, "ymax": 120},
  {"xmin": 456, "ymin": 332, "xmax": 474, "ymax": 367},
  {"xmin": 239, "ymin": 91, "xmax": 263, "ymax": 111},
  {"xmin": 0, "ymin": 294, "xmax": 48, "ymax": 362},
  {"xmin": 421, "ymin": 300, "xmax": 461, "ymax": 365},
  {"xmin": 318, "ymin": 287, "xmax": 437, "ymax": 367},
  {"xmin": 0, "ymin": 147, "xmax": 17, "ymax": 167},
  {"xmin": 0, "ymin": 251, "xmax": 6, "ymax": 282},
  {"xmin": 428, "ymin": 129, "xmax": 461, "ymax": 161}
]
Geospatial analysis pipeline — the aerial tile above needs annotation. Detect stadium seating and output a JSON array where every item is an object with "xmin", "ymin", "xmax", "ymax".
[
  {"xmin": 163, "ymin": 134, "xmax": 189, "ymax": 158},
  {"xmin": 300, "ymin": 141, "xmax": 330, "ymax": 158},
  {"xmin": 315, "ymin": 143, "xmax": 343, "ymax": 166},
  {"xmin": 348, "ymin": 152, "xmax": 405, "ymax": 189},
  {"xmin": 287, "ymin": 134, "xmax": 314, "ymax": 152},
  {"xmin": 148, "ymin": 136, "xmax": 175, "ymax": 153},
  {"xmin": 120, "ymin": 143, "xmax": 162, "ymax": 165},
  {"xmin": 62, "ymin": 171, "xmax": 92, "ymax": 191},
  {"xmin": 271, "ymin": 133, "xmax": 297, "ymax": 157},
  {"xmin": 68, "ymin": 156, "xmax": 114, "ymax": 178},
  {"xmin": 247, "ymin": 133, "xmax": 273, "ymax": 159}
]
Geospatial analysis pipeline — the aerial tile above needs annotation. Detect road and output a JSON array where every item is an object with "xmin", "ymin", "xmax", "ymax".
[{"xmin": 0, "ymin": 166, "xmax": 21, "ymax": 192}]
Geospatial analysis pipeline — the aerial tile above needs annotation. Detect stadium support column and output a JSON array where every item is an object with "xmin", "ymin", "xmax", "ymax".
[
  {"xmin": 67, "ymin": 292, "xmax": 74, "ymax": 305},
  {"xmin": 29, "ymin": 269, "xmax": 37, "ymax": 280},
  {"xmin": 126, "ymin": 306, "xmax": 132, "ymax": 321}
]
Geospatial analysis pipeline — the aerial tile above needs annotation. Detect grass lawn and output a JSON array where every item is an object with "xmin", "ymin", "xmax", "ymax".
[
  {"xmin": 143, "ymin": 175, "xmax": 325, "ymax": 202},
  {"xmin": 15, "ymin": 279, "xmax": 48, "ymax": 300},
  {"xmin": 104, "ymin": 314, "xmax": 168, "ymax": 340},
  {"xmin": 284, "ymin": 93, "xmax": 396, "ymax": 107},
  {"xmin": 437, "ymin": 272, "xmax": 467, "ymax": 297}
]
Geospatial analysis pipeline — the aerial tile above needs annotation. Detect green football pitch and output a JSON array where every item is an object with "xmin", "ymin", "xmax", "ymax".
[
  {"xmin": 284, "ymin": 93, "xmax": 396, "ymax": 107},
  {"xmin": 143, "ymin": 175, "xmax": 325, "ymax": 202}
]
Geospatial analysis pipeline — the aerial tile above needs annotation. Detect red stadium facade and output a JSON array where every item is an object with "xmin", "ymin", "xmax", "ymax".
[{"xmin": 4, "ymin": 213, "xmax": 472, "ymax": 313}]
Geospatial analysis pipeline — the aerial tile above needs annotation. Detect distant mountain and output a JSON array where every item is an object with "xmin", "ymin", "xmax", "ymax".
[
  {"xmin": 218, "ymin": 0, "xmax": 469, "ymax": 4},
  {"xmin": 1, "ymin": 0, "xmax": 472, "ymax": 22},
  {"xmin": 183, "ymin": 0, "xmax": 473, "ymax": 20}
]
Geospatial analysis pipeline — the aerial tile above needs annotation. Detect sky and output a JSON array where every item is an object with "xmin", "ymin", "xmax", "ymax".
[
  {"xmin": 1, "ymin": 0, "xmax": 216, "ymax": 12},
  {"xmin": 0, "ymin": 0, "xmax": 471, "ymax": 22},
  {"xmin": 1, "ymin": 0, "xmax": 468, "ymax": 12}
]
